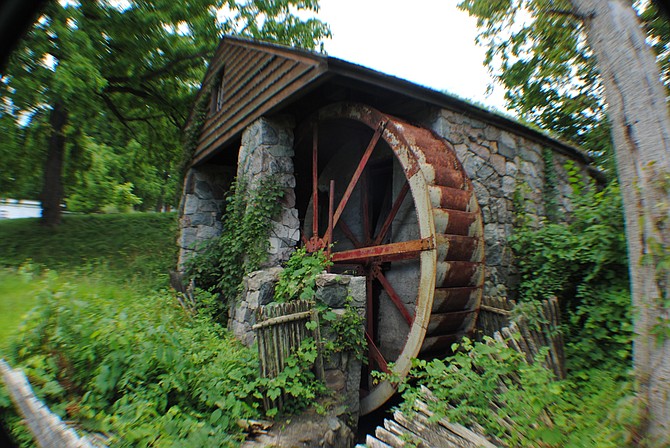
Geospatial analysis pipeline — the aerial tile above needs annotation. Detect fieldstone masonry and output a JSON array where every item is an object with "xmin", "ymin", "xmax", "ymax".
[
  {"xmin": 177, "ymin": 116, "xmax": 300, "ymax": 271},
  {"xmin": 237, "ymin": 116, "xmax": 300, "ymax": 266},
  {"xmin": 427, "ymin": 107, "xmax": 590, "ymax": 300},
  {"xmin": 230, "ymin": 269, "xmax": 366, "ymax": 421},
  {"xmin": 177, "ymin": 164, "xmax": 233, "ymax": 269},
  {"xmin": 229, "ymin": 267, "xmax": 283, "ymax": 347}
]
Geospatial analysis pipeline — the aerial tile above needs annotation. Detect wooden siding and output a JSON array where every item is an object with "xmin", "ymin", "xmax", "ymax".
[
  {"xmin": 187, "ymin": 36, "xmax": 594, "ymax": 172},
  {"xmin": 192, "ymin": 38, "xmax": 326, "ymax": 165}
]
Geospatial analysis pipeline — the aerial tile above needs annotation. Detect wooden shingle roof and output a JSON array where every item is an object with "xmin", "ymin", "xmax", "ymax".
[{"xmin": 189, "ymin": 36, "xmax": 594, "ymax": 169}]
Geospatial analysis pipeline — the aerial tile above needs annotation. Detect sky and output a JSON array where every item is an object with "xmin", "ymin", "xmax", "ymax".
[{"xmin": 313, "ymin": 0, "xmax": 509, "ymax": 112}]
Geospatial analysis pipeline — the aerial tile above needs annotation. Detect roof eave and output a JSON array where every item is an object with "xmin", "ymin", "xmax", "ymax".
[{"xmin": 325, "ymin": 57, "xmax": 596, "ymax": 169}]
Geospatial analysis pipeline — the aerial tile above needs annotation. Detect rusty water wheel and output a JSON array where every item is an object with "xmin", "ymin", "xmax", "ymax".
[{"xmin": 301, "ymin": 103, "xmax": 484, "ymax": 415}]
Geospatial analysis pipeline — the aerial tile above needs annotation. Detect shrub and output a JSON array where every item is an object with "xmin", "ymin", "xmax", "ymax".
[
  {"xmin": 2, "ymin": 271, "xmax": 262, "ymax": 447},
  {"xmin": 390, "ymin": 338, "xmax": 639, "ymax": 447},
  {"xmin": 510, "ymin": 175, "xmax": 632, "ymax": 374}
]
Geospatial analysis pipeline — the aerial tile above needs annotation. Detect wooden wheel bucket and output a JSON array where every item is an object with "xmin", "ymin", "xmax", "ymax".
[{"xmin": 298, "ymin": 103, "xmax": 485, "ymax": 415}]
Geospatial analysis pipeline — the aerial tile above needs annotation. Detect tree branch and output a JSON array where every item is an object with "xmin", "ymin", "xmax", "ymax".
[
  {"xmin": 99, "ymin": 93, "xmax": 139, "ymax": 138},
  {"xmin": 547, "ymin": 9, "xmax": 586, "ymax": 21},
  {"xmin": 103, "ymin": 83, "xmax": 186, "ymax": 129},
  {"xmin": 106, "ymin": 49, "xmax": 212, "ymax": 84},
  {"xmin": 103, "ymin": 85, "xmax": 151, "ymax": 98}
]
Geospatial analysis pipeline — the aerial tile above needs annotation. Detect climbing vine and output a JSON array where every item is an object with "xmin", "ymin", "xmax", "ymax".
[
  {"xmin": 184, "ymin": 176, "xmax": 284, "ymax": 322},
  {"xmin": 325, "ymin": 297, "xmax": 367, "ymax": 362},
  {"xmin": 510, "ymin": 169, "xmax": 632, "ymax": 374},
  {"xmin": 274, "ymin": 248, "xmax": 366, "ymax": 362},
  {"xmin": 274, "ymin": 247, "xmax": 331, "ymax": 302},
  {"xmin": 542, "ymin": 147, "xmax": 559, "ymax": 222}
]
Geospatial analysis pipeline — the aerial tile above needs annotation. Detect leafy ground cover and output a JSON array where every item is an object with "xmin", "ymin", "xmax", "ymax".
[
  {"xmin": 0, "ymin": 213, "xmax": 326, "ymax": 447},
  {"xmin": 385, "ymin": 175, "xmax": 641, "ymax": 446},
  {"xmin": 1, "ymin": 272, "xmax": 264, "ymax": 447},
  {"xmin": 0, "ymin": 212, "xmax": 178, "ymax": 350},
  {"xmin": 0, "ymin": 213, "xmax": 178, "ymax": 291},
  {"xmin": 0, "ymin": 271, "xmax": 41, "ymax": 351}
]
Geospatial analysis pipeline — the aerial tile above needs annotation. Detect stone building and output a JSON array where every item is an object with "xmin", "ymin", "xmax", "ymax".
[{"xmin": 178, "ymin": 36, "xmax": 598, "ymax": 415}]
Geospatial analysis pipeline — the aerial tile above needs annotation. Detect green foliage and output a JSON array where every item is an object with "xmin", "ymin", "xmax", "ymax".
[
  {"xmin": 274, "ymin": 248, "xmax": 331, "ymax": 302},
  {"xmin": 0, "ymin": 213, "xmax": 178, "ymax": 291},
  {"xmin": 324, "ymin": 297, "xmax": 367, "ymax": 362},
  {"xmin": 0, "ymin": 114, "xmax": 46, "ymax": 199},
  {"xmin": 273, "ymin": 249, "xmax": 364, "ymax": 361},
  {"xmin": 0, "ymin": 0, "xmax": 330, "ymax": 213},
  {"xmin": 184, "ymin": 177, "xmax": 285, "ymax": 320},
  {"xmin": 542, "ymin": 147, "xmax": 558, "ymax": 222},
  {"xmin": 1, "ymin": 271, "xmax": 263, "ymax": 447},
  {"xmin": 390, "ymin": 338, "xmax": 639, "ymax": 447},
  {"xmin": 257, "ymin": 337, "xmax": 327, "ymax": 417},
  {"xmin": 640, "ymin": 2, "xmax": 670, "ymax": 94},
  {"xmin": 0, "ymin": 268, "xmax": 42, "ymax": 350},
  {"xmin": 457, "ymin": 0, "xmax": 658, "ymax": 171},
  {"xmin": 0, "ymin": 269, "xmax": 332, "ymax": 446},
  {"xmin": 65, "ymin": 136, "xmax": 143, "ymax": 213},
  {"xmin": 510, "ymin": 176, "xmax": 632, "ymax": 373}
]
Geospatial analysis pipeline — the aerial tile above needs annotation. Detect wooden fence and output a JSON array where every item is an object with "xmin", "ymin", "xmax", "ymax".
[
  {"xmin": 477, "ymin": 295, "xmax": 515, "ymax": 339},
  {"xmin": 477, "ymin": 296, "xmax": 565, "ymax": 379},
  {"xmin": 0, "ymin": 359, "xmax": 101, "ymax": 448},
  {"xmin": 492, "ymin": 297, "xmax": 566, "ymax": 379},
  {"xmin": 366, "ymin": 386, "xmax": 496, "ymax": 448},
  {"xmin": 252, "ymin": 300, "xmax": 324, "ymax": 411},
  {"xmin": 366, "ymin": 296, "xmax": 566, "ymax": 447}
]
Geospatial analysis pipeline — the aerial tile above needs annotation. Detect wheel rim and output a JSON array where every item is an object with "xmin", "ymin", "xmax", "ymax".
[{"xmin": 299, "ymin": 103, "xmax": 484, "ymax": 415}]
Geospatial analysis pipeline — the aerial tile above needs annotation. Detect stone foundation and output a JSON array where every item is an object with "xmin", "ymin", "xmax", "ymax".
[
  {"xmin": 237, "ymin": 116, "xmax": 300, "ymax": 266},
  {"xmin": 231, "ymin": 269, "xmax": 366, "ymax": 422},
  {"xmin": 177, "ymin": 164, "xmax": 234, "ymax": 269},
  {"xmin": 177, "ymin": 115, "xmax": 300, "ymax": 271},
  {"xmin": 427, "ymin": 107, "xmax": 592, "ymax": 300}
]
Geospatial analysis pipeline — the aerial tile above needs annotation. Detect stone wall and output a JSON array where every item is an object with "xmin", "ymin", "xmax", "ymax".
[
  {"xmin": 230, "ymin": 267, "xmax": 282, "ymax": 347},
  {"xmin": 427, "ymin": 107, "xmax": 592, "ymax": 300},
  {"xmin": 237, "ymin": 116, "xmax": 300, "ymax": 266},
  {"xmin": 231, "ymin": 269, "xmax": 366, "ymax": 421},
  {"xmin": 177, "ymin": 115, "xmax": 300, "ymax": 271},
  {"xmin": 177, "ymin": 164, "xmax": 233, "ymax": 269}
]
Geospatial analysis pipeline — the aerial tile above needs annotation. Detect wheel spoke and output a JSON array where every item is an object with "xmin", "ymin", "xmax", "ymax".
[
  {"xmin": 326, "ymin": 180, "xmax": 335, "ymax": 263},
  {"xmin": 337, "ymin": 218, "xmax": 363, "ymax": 248},
  {"xmin": 331, "ymin": 237, "xmax": 434, "ymax": 264},
  {"xmin": 365, "ymin": 331, "xmax": 390, "ymax": 373},
  {"xmin": 361, "ymin": 170, "xmax": 371, "ymax": 243},
  {"xmin": 332, "ymin": 120, "xmax": 387, "ymax": 229},
  {"xmin": 374, "ymin": 268, "xmax": 414, "ymax": 325},
  {"xmin": 373, "ymin": 181, "xmax": 410, "ymax": 246}
]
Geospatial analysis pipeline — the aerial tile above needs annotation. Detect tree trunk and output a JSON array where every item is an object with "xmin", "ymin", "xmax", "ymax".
[
  {"xmin": 40, "ymin": 101, "xmax": 68, "ymax": 227},
  {"xmin": 569, "ymin": 0, "xmax": 670, "ymax": 443}
]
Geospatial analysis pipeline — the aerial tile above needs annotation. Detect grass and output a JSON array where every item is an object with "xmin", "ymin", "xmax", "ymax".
[
  {"xmin": 0, "ymin": 272, "xmax": 41, "ymax": 351},
  {"xmin": 0, "ymin": 212, "xmax": 179, "ymax": 351},
  {"xmin": 0, "ymin": 213, "xmax": 178, "ymax": 288}
]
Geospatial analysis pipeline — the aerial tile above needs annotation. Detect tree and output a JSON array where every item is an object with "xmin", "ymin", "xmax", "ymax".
[
  {"xmin": 568, "ymin": 1, "xmax": 670, "ymax": 442},
  {"xmin": 0, "ymin": 0, "xmax": 330, "ymax": 225},
  {"xmin": 459, "ymin": 0, "xmax": 613, "ymax": 168},
  {"xmin": 461, "ymin": 0, "xmax": 670, "ymax": 442}
]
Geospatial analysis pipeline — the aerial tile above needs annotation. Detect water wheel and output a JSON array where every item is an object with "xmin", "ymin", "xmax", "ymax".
[{"xmin": 297, "ymin": 103, "xmax": 485, "ymax": 415}]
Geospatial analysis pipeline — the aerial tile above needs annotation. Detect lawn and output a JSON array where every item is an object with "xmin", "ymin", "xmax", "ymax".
[
  {"xmin": 0, "ymin": 272, "xmax": 40, "ymax": 351},
  {"xmin": 0, "ymin": 213, "xmax": 272, "ymax": 447},
  {"xmin": 0, "ymin": 213, "xmax": 179, "ymax": 352}
]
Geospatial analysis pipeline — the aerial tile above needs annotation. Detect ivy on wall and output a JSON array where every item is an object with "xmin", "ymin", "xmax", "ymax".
[
  {"xmin": 184, "ymin": 176, "xmax": 284, "ymax": 322},
  {"xmin": 510, "ymin": 165, "xmax": 631, "ymax": 374}
]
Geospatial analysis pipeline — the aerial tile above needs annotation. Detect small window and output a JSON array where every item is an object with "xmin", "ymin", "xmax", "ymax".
[{"xmin": 210, "ymin": 68, "xmax": 225, "ymax": 114}]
